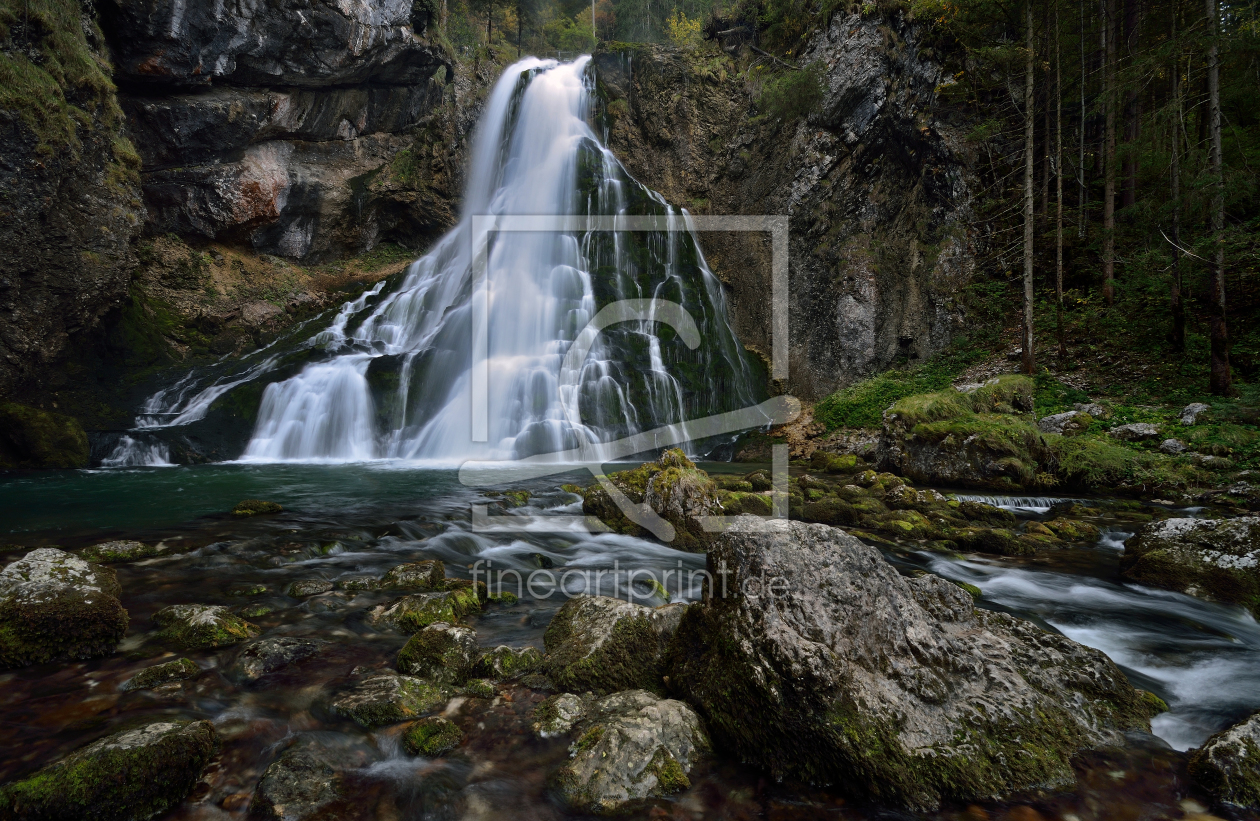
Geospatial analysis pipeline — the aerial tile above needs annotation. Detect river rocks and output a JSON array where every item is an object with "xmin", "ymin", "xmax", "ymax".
[
  {"xmin": 1121, "ymin": 518, "xmax": 1260, "ymax": 614},
  {"xmin": 396, "ymin": 622, "xmax": 478, "ymax": 684},
  {"xmin": 0, "ymin": 548, "xmax": 129, "ymax": 668},
  {"xmin": 474, "ymin": 645, "xmax": 544, "ymax": 680},
  {"xmin": 287, "ymin": 579, "xmax": 334, "ymax": 598},
  {"xmin": 669, "ymin": 517, "xmax": 1159, "ymax": 810},
  {"xmin": 1189, "ymin": 712, "xmax": 1260, "ymax": 811},
  {"xmin": 381, "ymin": 561, "xmax": 445, "ymax": 590},
  {"xmin": 544, "ymin": 596, "xmax": 688, "ymax": 695},
  {"xmin": 0, "ymin": 404, "xmax": 91, "ymax": 469},
  {"xmin": 367, "ymin": 588, "xmax": 482, "ymax": 632},
  {"xmin": 330, "ymin": 673, "xmax": 444, "ymax": 728},
  {"xmin": 958, "ymin": 500, "xmax": 1018, "ymax": 526},
  {"xmin": 1038, "ymin": 410, "xmax": 1092, "ymax": 435},
  {"xmin": 1181, "ymin": 403, "xmax": 1212, "ymax": 425},
  {"xmin": 232, "ymin": 499, "xmax": 283, "ymax": 517},
  {"xmin": 1110, "ymin": 423, "xmax": 1162, "ymax": 442},
  {"xmin": 154, "ymin": 604, "xmax": 260, "ymax": 649},
  {"xmin": 250, "ymin": 738, "xmax": 343, "ymax": 821},
  {"xmin": 402, "ymin": 716, "xmax": 463, "ymax": 757},
  {"xmin": 578, "ymin": 449, "xmax": 722, "ymax": 550},
  {"xmin": 550, "ymin": 690, "xmax": 710, "ymax": 815},
  {"xmin": 229, "ymin": 637, "xmax": 331, "ymax": 684},
  {"xmin": 122, "ymin": 657, "xmax": 202, "ymax": 691},
  {"xmin": 82, "ymin": 540, "xmax": 160, "ymax": 563},
  {"xmin": 534, "ymin": 693, "xmax": 591, "ymax": 738},
  {"xmin": 0, "ymin": 719, "xmax": 218, "ymax": 821}
]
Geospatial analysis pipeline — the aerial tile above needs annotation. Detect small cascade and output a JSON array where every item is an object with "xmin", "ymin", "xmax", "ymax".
[
  {"xmin": 124, "ymin": 57, "xmax": 765, "ymax": 465},
  {"xmin": 950, "ymin": 494, "xmax": 1095, "ymax": 515},
  {"xmin": 101, "ymin": 435, "xmax": 173, "ymax": 468}
]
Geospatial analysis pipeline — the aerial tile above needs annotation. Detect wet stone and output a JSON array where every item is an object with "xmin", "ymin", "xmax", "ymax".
[
  {"xmin": 81, "ymin": 540, "xmax": 160, "ymax": 563},
  {"xmin": 250, "ymin": 738, "xmax": 342, "ymax": 821},
  {"xmin": 381, "ymin": 560, "xmax": 444, "ymax": 590},
  {"xmin": 473, "ymin": 644, "xmax": 544, "ymax": 681},
  {"xmin": 286, "ymin": 579, "xmax": 333, "ymax": 598},
  {"xmin": 329, "ymin": 673, "xmax": 445, "ymax": 729},
  {"xmin": 229, "ymin": 636, "xmax": 330, "ymax": 684},
  {"xmin": 154, "ymin": 603, "xmax": 260, "ymax": 649},
  {"xmin": 402, "ymin": 716, "xmax": 463, "ymax": 757},
  {"xmin": 543, "ymin": 595, "xmax": 688, "ymax": 695},
  {"xmin": 1189, "ymin": 711, "xmax": 1260, "ymax": 811},
  {"xmin": 232, "ymin": 499, "xmax": 283, "ymax": 517},
  {"xmin": 533, "ymin": 692, "xmax": 589, "ymax": 738},
  {"xmin": 366, "ymin": 588, "xmax": 481, "ymax": 632},
  {"xmin": 396, "ymin": 621, "xmax": 478, "ymax": 685},
  {"xmin": 122, "ymin": 657, "xmax": 201, "ymax": 691}
]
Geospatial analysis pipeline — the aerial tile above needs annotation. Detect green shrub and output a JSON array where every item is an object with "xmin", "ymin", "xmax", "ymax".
[{"xmin": 757, "ymin": 62, "xmax": 825, "ymax": 122}]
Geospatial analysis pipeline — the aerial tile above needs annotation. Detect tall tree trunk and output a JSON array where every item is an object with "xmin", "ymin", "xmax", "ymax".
[
  {"xmin": 488, "ymin": 5, "xmax": 493, "ymax": 41},
  {"xmin": 1206, "ymin": 0, "xmax": 1231, "ymax": 393},
  {"xmin": 1041, "ymin": 0, "xmax": 1052, "ymax": 215},
  {"xmin": 1120, "ymin": 0, "xmax": 1140, "ymax": 209},
  {"xmin": 1024, "ymin": 0, "xmax": 1037, "ymax": 376},
  {"xmin": 1056, "ymin": 0, "xmax": 1067, "ymax": 357},
  {"xmin": 1102, "ymin": 0, "xmax": 1117, "ymax": 305},
  {"xmin": 517, "ymin": 0, "xmax": 523, "ymax": 57},
  {"xmin": 1170, "ymin": 5, "xmax": 1185, "ymax": 352},
  {"xmin": 1078, "ymin": 0, "xmax": 1088, "ymax": 238}
]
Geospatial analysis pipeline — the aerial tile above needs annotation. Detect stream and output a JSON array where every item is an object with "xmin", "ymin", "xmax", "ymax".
[{"xmin": 2, "ymin": 466, "xmax": 1257, "ymax": 820}]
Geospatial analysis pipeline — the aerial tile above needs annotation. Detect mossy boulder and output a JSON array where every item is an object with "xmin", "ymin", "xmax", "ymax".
[
  {"xmin": 800, "ymin": 497, "xmax": 858, "ymax": 527},
  {"xmin": 153, "ymin": 604, "xmax": 259, "ymax": 649},
  {"xmin": 231, "ymin": 499, "xmax": 283, "ymax": 517},
  {"xmin": 957, "ymin": 500, "xmax": 1017, "ymax": 526},
  {"xmin": 810, "ymin": 452, "xmax": 860, "ymax": 474},
  {"xmin": 367, "ymin": 588, "xmax": 483, "ymax": 632},
  {"xmin": 1044, "ymin": 517, "xmax": 1102, "ymax": 543},
  {"xmin": 0, "ymin": 403, "xmax": 89, "ymax": 469},
  {"xmin": 473, "ymin": 644, "xmax": 544, "ymax": 680},
  {"xmin": 947, "ymin": 526, "xmax": 1031, "ymax": 556},
  {"xmin": 249, "ymin": 737, "xmax": 343, "ymax": 821},
  {"xmin": 544, "ymin": 596, "xmax": 689, "ymax": 695},
  {"xmin": 578, "ymin": 449, "xmax": 722, "ymax": 551},
  {"xmin": 81, "ymin": 540, "xmax": 160, "ymax": 563},
  {"xmin": 330, "ymin": 673, "xmax": 444, "ymax": 729},
  {"xmin": 121, "ymin": 657, "xmax": 201, "ymax": 691},
  {"xmin": 1120, "ymin": 517, "xmax": 1260, "ymax": 615},
  {"xmin": 1189, "ymin": 711, "xmax": 1260, "ymax": 811},
  {"xmin": 396, "ymin": 622, "xmax": 478, "ymax": 685},
  {"xmin": 0, "ymin": 719, "xmax": 218, "ymax": 821},
  {"xmin": 228, "ymin": 637, "xmax": 330, "ymax": 685},
  {"xmin": 402, "ymin": 716, "xmax": 463, "ymax": 757},
  {"xmin": 549, "ymin": 690, "xmax": 710, "ymax": 816},
  {"xmin": 0, "ymin": 548, "xmax": 128, "ymax": 668},
  {"xmin": 286, "ymin": 579, "xmax": 333, "ymax": 598},
  {"xmin": 668, "ymin": 517, "xmax": 1158, "ymax": 811},
  {"xmin": 534, "ymin": 693, "xmax": 592, "ymax": 738}
]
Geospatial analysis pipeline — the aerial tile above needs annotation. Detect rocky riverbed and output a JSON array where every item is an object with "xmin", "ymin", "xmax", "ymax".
[{"xmin": 1, "ymin": 450, "xmax": 1259, "ymax": 820}]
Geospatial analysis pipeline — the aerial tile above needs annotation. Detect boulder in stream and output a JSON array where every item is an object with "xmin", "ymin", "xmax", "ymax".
[
  {"xmin": 544, "ymin": 595, "xmax": 688, "ymax": 695},
  {"xmin": 381, "ymin": 561, "xmax": 445, "ymax": 590},
  {"xmin": 286, "ymin": 579, "xmax": 333, "ymax": 598},
  {"xmin": 122, "ymin": 657, "xmax": 202, "ymax": 691},
  {"xmin": 367, "ymin": 587, "xmax": 482, "ymax": 632},
  {"xmin": 1189, "ymin": 711, "xmax": 1260, "ymax": 811},
  {"xmin": 81, "ymin": 540, "xmax": 161, "ymax": 563},
  {"xmin": 250, "ymin": 738, "xmax": 343, "ymax": 821},
  {"xmin": 396, "ymin": 622, "xmax": 478, "ymax": 684},
  {"xmin": 402, "ymin": 716, "xmax": 463, "ymax": 757},
  {"xmin": 669, "ymin": 517, "xmax": 1161, "ymax": 811},
  {"xmin": 154, "ymin": 604, "xmax": 260, "ymax": 649},
  {"xmin": 229, "ymin": 637, "xmax": 331, "ymax": 684},
  {"xmin": 1121, "ymin": 517, "xmax": 1260, "ymax": 615},
  {"xmin": 231, "ymin": 499, "xmax": 283, "ymax": 517},
  {"xmin": 0, "ymin": 548, "xmax": 129, "ymax": 668},
  {"xmin": 0, "ymin": 719, "xmax": 218, "ymax": 821},
  {"xmin": 473, "ymin": 644, "xmax": 543, "ymax": 680},
  {"xmin": 330, "ymin": 673, "xmax": 445, "ymax": 728},
  {"xmin": 550, "ymin": 689, "xmax": 710, "ymax": 815}
]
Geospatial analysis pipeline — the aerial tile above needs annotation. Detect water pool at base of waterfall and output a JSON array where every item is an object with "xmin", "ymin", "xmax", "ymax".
[{"xmin": 2, "ymin": 464, "xmax": 1257, "ymax": 820}]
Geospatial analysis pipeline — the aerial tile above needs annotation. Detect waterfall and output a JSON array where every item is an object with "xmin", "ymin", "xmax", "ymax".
[{"xmin": 115, "ymin": 57, "xmax": 765, "ymax": 465}]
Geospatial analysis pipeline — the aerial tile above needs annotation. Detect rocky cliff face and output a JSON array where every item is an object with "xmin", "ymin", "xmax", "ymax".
[
  {"xmin": 593, "ymin": 15, "xmax": 976, "ymax": 400},
  {"xmin": 99, "ymin": 0, "xmax": 457, "ymax": 261}
]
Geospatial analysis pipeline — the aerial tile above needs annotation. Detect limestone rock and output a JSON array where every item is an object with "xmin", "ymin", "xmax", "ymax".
[
  {"xmin": 82, "ymin": 540, "xmax": 161, "ymax": 563},
  {"xmin": 249, "ymin": 738, "xmax": 343, "ymax": 821},
  {"xmin": 330, "ymin": 673, "xmax": 444, "ymax": 728},
  {"xmin": 122, "ymin": 657, "xmax": 202, "ymax": 691},
  {"xmin": 1181, "ymin": 403, "xmax": 1212, "ymax": 425},
  {"xmin": 1121, "ymin": 517, "xmax": 1260, "ymax": 614},
  {"xmin": 1189, "ymin": 712, "xmax": 1260, "ymax": 811},
  {"xmin": 544, "ymin": 596, "xmax": 688, "ymax": 695},
  {"xmin": 286, "ymin": 579, "xmax": 333, "ymax": 598},
  {"xmin": 0, "ymin": 548, "xmax": 128, "ymax": 668},
  {"xmin": 0, "ymin": 720, "xmax": 218, "ymax": 821},
  {"xmin": 1160, "ymin": 438, "xmax": 1188, "ymax": 455},
  {"xmin": 473, "ymin": 645, "xmax": 544, "ymax": 680},
  {"xmin": 396, "ymin": 622, "xmax": 478, "ymax": 684},
  {"xmin": 1074, "ymin": 402, "xmax": 1108, "ymax": 417},
  {"xmin": 381, "ymin": 561, "xmax": 445, "ymax": 590},
  {"xmin": 1037, "ymin": 410, "xmax": 1092, "ymax": 435},
  {"xmin": 229, "ymin": 637, "xmax": 330, "ymax": 684},
  {"xmin": 533, "ymin": 693, "xmax": 590, "ymax": 738},
  {"xmin": 154, "ymin": 604, "xmax": 260, "ymax": 649},
  {"xmin": 1109, "ymin": 422, "xmax": 1161, "ymax": 442},
  {"xmin": 669, "ymin": 517, "xmax": 1160, "ymax": 811},
  {"xmin": 550, "ymin": 690, "xmax": 709, "ymax": 815},
  {"xmin": 366, "ymin": 588, "xmax": 482, "ymax": 632}
]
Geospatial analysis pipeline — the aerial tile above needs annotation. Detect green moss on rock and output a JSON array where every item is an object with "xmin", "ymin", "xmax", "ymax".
[
  {"xmin": 121, "ymin": 657, "xmax": 201, "ymax": 691},
  {"xmin": 544, "ymin": 596, "xmax": 687, "ymax": 695},
  {"xmin": 0, "ymin": 403, "xmax": 88, "ymax": 469},
  {"xmin": 402, "ymin": 716, "xmax": 463, "ymax": 757},
  {"xmin": 231, "ymin": 499, "xmax": 283, "ymax": 517},
  {"xmin": 153, "ymin": 604, "xmax": 259, "ymax": 649},
  {"xmin": 330, "ymin": 674, "xmax": 445, "ymax": 729},
  {"xmin": 81, "ymin": 540, "xmax": 159, "ymax": 564}
]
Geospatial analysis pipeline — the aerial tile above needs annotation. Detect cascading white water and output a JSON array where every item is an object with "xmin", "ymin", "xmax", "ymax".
[{"xmin": 117, "ymin": 57, "xmax": 762, "ymax": 465}]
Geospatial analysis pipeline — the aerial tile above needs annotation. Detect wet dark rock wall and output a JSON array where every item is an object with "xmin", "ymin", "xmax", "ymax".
[{"xmin": 594, "ymin": 15, "xmax": 977, "ymax": 400}]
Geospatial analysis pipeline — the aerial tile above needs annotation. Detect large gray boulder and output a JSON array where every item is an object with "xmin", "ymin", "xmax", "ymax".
[
  {"xmin": 0, "ymin": 548, "xmax": 129, "ymax": 668},
  {"xmin": 0, "ymin": 720, "xmax": 218, "ymax": 821},
  {"xmin": 544, "ymin": 596, "xmax": 688, "ymax": 695},
  {"xmin": 396, "ymin": 622, "xmax": 478, "ymax": 684},
  {"xmin": 1110, "ymin": 422, "xmax": 1161, "ymax": 441},
  {"xmin": 669, "ymin": 517, "xmax": 1160, "ymax": 811},
  {"xmin": 153, "ymin": 604, "xmax": 260, "ymax": 649},
  {"xmin": 1189, "ymin": 712, "xmax": 1260, "ymax": 811},
  {"xmin": 550, "ymin": 690, "xmax": 709, "ymax": 815},
  {"xmin": 250, "ymin": 738, "xmax": 344, "ymax": 821},
  {"xmin": 329, "ymin": 673, "xmax": 444, "ymax": 729},
  {"xmin": 229, "ymin": 637, "xmax": 331, "ymax": 684},
  {"xmin": 1121, "ymin": 517, "xmax": 1260, "ymax": 615}
]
